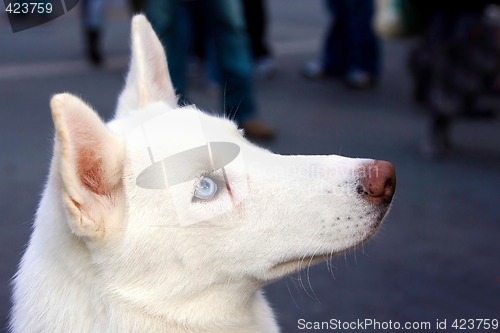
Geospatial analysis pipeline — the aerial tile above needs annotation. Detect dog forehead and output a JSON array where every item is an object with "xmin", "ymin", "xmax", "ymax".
[
  {"xmin": 108, "ymin": 103, "xmax": 237, "ymax": 140},
  {"xmin": 108, "ymin": 103, "xmax": 241, "ymax": 168}
]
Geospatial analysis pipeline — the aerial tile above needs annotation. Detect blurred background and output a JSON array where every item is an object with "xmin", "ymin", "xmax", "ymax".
[{"xmin": 1, "ymin": 0, "xmax": 499, "ymax": 331}]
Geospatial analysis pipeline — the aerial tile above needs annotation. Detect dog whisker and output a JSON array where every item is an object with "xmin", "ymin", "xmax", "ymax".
[
  {"xmin": 304, "ymin": 248, "xmax": 321, "ymax": 303},
  {"xmin": 284, "ymin": 278, "xmax": 300, "ymax": 309}
]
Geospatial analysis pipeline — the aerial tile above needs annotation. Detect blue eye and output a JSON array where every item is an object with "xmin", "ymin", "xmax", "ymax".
[{"xmin": 194, "ymin": 177, "xmax": 218, "ymax": 200}]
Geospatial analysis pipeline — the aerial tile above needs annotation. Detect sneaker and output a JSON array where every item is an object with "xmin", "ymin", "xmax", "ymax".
[
  {"xmin": 241, "ymin": 120, "xmax": 276, "ymax": 141},
  {"xmin": 301, "ymin": 61, "xmax": 325, "ymax": 79},
  {"xmin": 254, "ymin": 57, "xmax": 276, "ymax": 79},
  {"xmin": 345, "ymin": 70, "xmax": 375, "ymax": 89}
]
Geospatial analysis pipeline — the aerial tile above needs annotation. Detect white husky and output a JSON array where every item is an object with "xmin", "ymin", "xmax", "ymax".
[{"xmin": 10, "ymin": 15, "xmax": 396, "ymax": 333}]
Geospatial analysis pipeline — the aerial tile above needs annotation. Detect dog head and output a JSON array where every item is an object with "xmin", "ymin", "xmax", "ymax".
[{"xmin": 50, "ymin": 15, "xmax": 395, "ymax": 311}]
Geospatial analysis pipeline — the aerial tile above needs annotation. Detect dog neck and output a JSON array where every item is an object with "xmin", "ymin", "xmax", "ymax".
[
  {"xmin": 108, "ymin": 283, "xmax": 279, "ymax": 333},
  {"xmin": 104, "ymin": 269, "xmax": 271, "ymax": 332}
]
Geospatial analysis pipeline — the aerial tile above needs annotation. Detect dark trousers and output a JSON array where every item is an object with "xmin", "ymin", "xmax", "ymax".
[
  {"xmin": 146, "ymin": 0, "xmax": 256, "ymax": 124},
  {"xmin": 242, "ymin": 0, "xmax": 271, "ymax": 60},
  {"xmin": 322, "ymin": 0, "xmax": 379, "ymax": 76}
]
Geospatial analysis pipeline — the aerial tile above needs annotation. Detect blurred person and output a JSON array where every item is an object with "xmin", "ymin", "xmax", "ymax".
[
  {"xmin": 408, "ymin": 0, "xmax": 500, "ymax": 158},
  {"xmin": 129, "ymin": 0, "xmax": 144, "ymax": 14},
  {"xmin": 242, "ymin": 0, "xmax": 276, "ymax": 79},
  {"xmin": 184, "ymin": 2, "xmax": 219, "ymax": 93},
  {"xmin": 145, "ymin": 0, "xmax": 275, "ymax": 141},
  {"xmin": 302, "ymin": 0, "xmax": 380, "ymax": 89},
  {"xmin": 81, "ymin": 0, "xmax": 107, "ymax": 66}
]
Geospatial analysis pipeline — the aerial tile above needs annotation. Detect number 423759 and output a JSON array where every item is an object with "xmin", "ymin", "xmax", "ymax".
[
  {"xmin": 5, "ymin": 2, "xmax": 53, "ymax": 14},
  {"xmin": 452, "ymin": 318, "xmax": 498, "ymax": 330}
]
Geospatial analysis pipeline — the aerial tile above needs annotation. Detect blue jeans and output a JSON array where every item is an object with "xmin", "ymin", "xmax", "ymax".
[
  {"xmin": 145, "ymin": 0, "xmax": 256, "ymax": 124},
  {"xmin": 322, "ymin": 0, "xmax": 379, "ymax": 77}
]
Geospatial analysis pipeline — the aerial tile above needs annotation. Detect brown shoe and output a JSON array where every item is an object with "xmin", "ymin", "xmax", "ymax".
[{"xmin": 241, "ymin": 120, "xmax": 276, "ymax": 141}]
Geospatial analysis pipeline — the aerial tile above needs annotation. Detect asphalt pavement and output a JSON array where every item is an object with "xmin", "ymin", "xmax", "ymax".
[{"xmin": 1, "ymin": 1, "xmax": 499, "ymax": 332}]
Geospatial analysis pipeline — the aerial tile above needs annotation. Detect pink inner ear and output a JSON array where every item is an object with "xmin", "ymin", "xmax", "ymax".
[
  {"xmin": 72, "ymin": 123, "xmax": 108, "ymax": 196},
  {"xmin": 77, "ymin": 145, "xmax": 109, "ymax": 196},
  {"xmin": 58, "ymin": 97, "xmax": 121, "ymax": 198}
]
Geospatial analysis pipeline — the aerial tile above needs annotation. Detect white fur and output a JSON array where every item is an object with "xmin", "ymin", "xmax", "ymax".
[{"xmin": 10, "ymin": 15, "xmax": 392, "ymax": 333}]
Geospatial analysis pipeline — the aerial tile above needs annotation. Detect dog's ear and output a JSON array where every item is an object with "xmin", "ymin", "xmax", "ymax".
[
  {"xmin": 51, "ymin": 93, "xmax": 125, "ymax": 239},
  {"xmin": 116, "ymin": 14, "xmax": 178, "ymax": 118}
]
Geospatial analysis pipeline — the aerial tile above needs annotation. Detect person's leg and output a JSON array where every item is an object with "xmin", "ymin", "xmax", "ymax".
[
  {"xmin": 303, "ymin": 0, "xmax": 348, "ymax": 78},
  {"xmin": 322, "ymin": 0, "xmax": 349, "ymax": 76},
  {"xmin": 242, "ymin": 0, "xmax": 275, "ymax": 78},
  {"xmin": 186, "ymin": 1, "xmax": 207, "ymax": 62},
  {"xmin": 345, "ymin": 0, "xmax": 379, "ymax": 83},
  {"xmin": 204, "ymin": 0, "xmax": 256, "ymax": 124},
  {"xmin": 81, "ymin": 0, "xmax": 107, "ymax": 66},
  {"xmin": 422, "ymin": 114, "xmax": 452, "ymax": 159},
  {"xmin": 128, "ymin": 0, "xmax": 143, "ymax": 14},
  {"xmin": 242, "ymin": 0, "xmax": 270, "ymax": 60},
  {"xmin": 145, "ymin": 0, "xmax": 188, "ymax": 101}
]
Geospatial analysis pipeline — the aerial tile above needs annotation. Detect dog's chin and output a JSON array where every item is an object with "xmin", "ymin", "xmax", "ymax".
[
  {"xmin": 264, "ymin": 209, "xmax": 390, "ymax": 281},
  {"xmin": 265, "ymin": 254, "xmax": 330, "ymax": 280}
]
